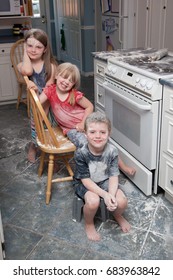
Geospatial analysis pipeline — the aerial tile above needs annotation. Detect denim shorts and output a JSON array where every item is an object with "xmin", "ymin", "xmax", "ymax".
[{"xmin": 74, "ymin": 179, "xmax": 109, "ymax": 199}]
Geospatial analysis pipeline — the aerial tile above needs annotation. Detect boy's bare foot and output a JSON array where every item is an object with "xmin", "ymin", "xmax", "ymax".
[
  {"xmin": 114, "ymin": 214, "xmax": 131, "ymax": 233},
  {"xmin": 123, "ymin": 166, "xmax": 136, "ymax": 176},
  {"xmin": 85, "ymin": 223, "xmax": 101, "ymax": 241},
  {"xmin": 28, "ymin": 143, "xmax": 37, "ymax": 163}
]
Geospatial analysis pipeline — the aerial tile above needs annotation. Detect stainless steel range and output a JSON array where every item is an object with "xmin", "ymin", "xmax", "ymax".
[{"xmin": 103, "ymin": 48, "xmax": 173, "ymax": 195}]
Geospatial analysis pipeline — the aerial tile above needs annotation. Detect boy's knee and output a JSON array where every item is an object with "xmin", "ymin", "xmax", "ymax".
[
  {"xmin": 85, "ymin": 193, "xmax": 100, "ymax": 209},
  {"xmin": 116, "ymin": 195, "xmax": 128, "ymax": 210}
]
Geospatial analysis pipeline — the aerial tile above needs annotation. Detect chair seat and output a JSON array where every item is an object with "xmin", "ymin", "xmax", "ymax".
[{"xmin": 37, "ymin": 127, "xmax": 76, "ymax": 154}]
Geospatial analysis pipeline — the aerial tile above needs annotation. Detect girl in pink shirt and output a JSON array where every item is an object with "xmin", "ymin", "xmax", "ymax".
[{"xmin": 39, "ymin": 62, "xmax": 94, "ymax": 147}]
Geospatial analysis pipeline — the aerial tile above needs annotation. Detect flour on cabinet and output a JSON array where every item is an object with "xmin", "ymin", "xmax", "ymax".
[
  {"xmin": 94, "ymin": 59, "xmax": 106, "ymax": 112},
  {"xmin": 159, "ymin": 85, "xmax": 173, "ymax": 203}
]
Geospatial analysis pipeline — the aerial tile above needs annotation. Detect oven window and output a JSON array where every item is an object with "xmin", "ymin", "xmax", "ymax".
[{"xmin": 113, "ymin": 100, "xmax": 140, "ymax": 146}]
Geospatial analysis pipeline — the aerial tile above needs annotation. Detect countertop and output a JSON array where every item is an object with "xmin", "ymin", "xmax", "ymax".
[
  {"xmin": 92, "ymin": 50, "xmax": 124, "ymax": 61},
  {"xmin": 160, "ymin": 77, "xmax": 173, "ymax": 88},
  {"xmin": 0, "ymin": 35, "xmax": 23, "ymax": 44},
  {"xmin": 0, "ymin": 29, "xmax": 24, "ymax": 44}
]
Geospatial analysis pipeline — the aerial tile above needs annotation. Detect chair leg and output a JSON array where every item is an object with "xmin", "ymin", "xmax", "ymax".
[
  {"xmin": 16, "ymin": 83, "xmax": 23, "ymax": 109},
  {"xmin": 63, "ymin": 157, "xmax": 74, "ymax": 176},
  {"xmin": 27, "ymin": 88, "xmax": 30, "ymax": 118},
  {"xmin": 38, "ymin": 151, "xmax": 45, "ymax": 177},
  {"xmin": 46, "ymin": 154, "xmax": 54, "ymax": 204}
]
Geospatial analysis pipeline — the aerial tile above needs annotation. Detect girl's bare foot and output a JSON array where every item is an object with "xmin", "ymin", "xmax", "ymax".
[
  {"xmin": 85, "ymin": 223, "xmax": 101, "ymax": 241},
  {"xmin": 28, "ymin": 143, "xmax": 37, "ymax": 163},
  {"xmin": 114, "ymin": 214, "xmax": 131, "ymax": 233}
]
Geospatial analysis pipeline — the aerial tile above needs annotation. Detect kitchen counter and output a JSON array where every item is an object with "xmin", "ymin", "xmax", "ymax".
[
  {"xmin": 0, "ymin": 29, "xmax": 24, "ymax": 44},
  {"xmin": 160, "ymin": 77, "xmax": 173, "ymax": 88},
  {"xmin": 0, "ymin": 35, "xmax": 24, "ymax": 44},
  {"xmin": 92, "ymin": 48, "xmax": 166, "ymax": 62},
  {"xmin": 92, "ymin": 51, "xmax": 123, "ymax": 62}
]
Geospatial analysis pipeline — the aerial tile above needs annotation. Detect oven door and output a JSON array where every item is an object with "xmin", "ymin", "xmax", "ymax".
[{"xmin": 103, "ymin": 79, "xmax": 160, "ymax": 170}]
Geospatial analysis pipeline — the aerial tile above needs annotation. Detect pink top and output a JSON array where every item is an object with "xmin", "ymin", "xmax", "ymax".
[{"xmin": 43, "ymin": 84, "xmax": 85, "ymax": 134}]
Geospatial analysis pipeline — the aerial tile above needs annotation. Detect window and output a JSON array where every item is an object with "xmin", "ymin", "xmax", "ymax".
[{"xmin": 32, "ymin": 0, "xmax": 40, "ymax": 17}]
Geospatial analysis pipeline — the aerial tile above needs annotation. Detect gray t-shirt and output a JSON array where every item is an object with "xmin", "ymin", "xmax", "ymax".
[{"xmin": 74, "ymin": 142, "xmax": 119, "ymax": 184}]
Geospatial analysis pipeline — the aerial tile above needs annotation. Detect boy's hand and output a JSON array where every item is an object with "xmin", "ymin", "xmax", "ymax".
[{"xmin": 103, "ymin": 192, "xmax": 118, "ymax": 211}]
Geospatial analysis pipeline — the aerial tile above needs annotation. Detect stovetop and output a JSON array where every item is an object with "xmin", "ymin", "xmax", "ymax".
[
  {"xmin": 114, "ymin": 53, "xmax": 173, "ymax": 75},
  {"xmin": 105, "ymin": 48, "xmax": 173, "ymax": 100},
  {"xmin": 93, "ymin": 47, "xmax": 163, "ymax": 61}
]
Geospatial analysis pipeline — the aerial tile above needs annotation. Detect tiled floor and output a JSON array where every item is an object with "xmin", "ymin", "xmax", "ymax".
[{"xmin": 1, "ymin": 75, "xmax": 173, "ymax": 260}]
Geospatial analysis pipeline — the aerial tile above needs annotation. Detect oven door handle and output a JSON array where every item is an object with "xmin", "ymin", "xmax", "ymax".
[{"xmin": 103, "ymin": 83, "xmax": 151, "ymax": 111}]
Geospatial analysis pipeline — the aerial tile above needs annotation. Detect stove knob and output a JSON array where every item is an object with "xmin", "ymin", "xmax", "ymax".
[
  {"xmin": 146, "ymin": 81, "xmax": 153, "ymax": 90},
  {"xmin": 107, "ymin": 65, "xmax": 113, "ymax": 72},
  {"xmin": 140, "ymin": 79, "xmax": 146, "ymax": 87},
  {"xmin": 136, "ymin": 77, "xmax": 140, "ymax": 83},
  {"xmin": 112, "ymin": 67, "xmax": 117, "ymax": 74}
]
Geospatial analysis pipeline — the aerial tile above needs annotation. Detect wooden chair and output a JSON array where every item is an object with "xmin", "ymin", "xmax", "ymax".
[
  {"xmin": 10, "ymin": 39, "xmax": 30, "ymax": 116},
  {"xmin": 24, "ymin": 76, "xmax": 76, "ymax": 204}
]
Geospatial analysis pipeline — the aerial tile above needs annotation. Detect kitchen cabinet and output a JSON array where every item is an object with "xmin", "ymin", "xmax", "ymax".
[
  {"xmin": 94, "ymin": 58, "xmax": 106, "ymax": 112},
  {"xmin": 159, "ymin": 85, "xmax": 173, "ymax": 203},
  {"xmin": 0, "ymin": 210, "xmax": 5, "ymax": 260},
  {"xmin": 134, "ymin": 0, "xmax": 173, "ymax": 51},
  {"xmin": 0, "ymin": 15, "xmax": 32, "ymax": 104},
  {"xmin": 0, "ymin": 43, "xmax": 18, "ymax": 104}
]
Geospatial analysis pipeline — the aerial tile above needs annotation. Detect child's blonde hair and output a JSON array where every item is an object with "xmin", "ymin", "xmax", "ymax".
[
  {"xmin": 56, "ymin": 62, "xmax": 81, "ymax": 105},
  {"xmin": 84, "ymin": 111, "xmax": 111, "ymax": 133}
]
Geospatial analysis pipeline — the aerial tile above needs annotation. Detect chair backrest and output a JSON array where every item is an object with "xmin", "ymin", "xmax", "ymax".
[
  {"xmin": 24, "ymin": 76, "xmax": 76, "ymax": 152},
  {"xmin": 10, "ymin": 39, "xmax": 25, "ymax": 84}
]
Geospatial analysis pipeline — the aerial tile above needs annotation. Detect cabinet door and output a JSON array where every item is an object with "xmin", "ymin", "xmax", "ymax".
[
  {"xmin": 55, "ymin": 0, "xmax": 81, "ymax": 69},
  {"xmin": 162, "ymin": 0, "xmax": 173, "ymax": 51},
  {"xmin": 94, "ymin": 59, "xmax": 106, "ymax": 110},
  {"xmin": 134, "ymin": 0, "xmax": 149, "ymax": 48},
  {"xmin": 94, "ymin": 76, "xmax": 105, "ymax": 110},
  {"xmin": 134, "ymin": 0, "xmax": 172, "ymax": 49},
  {"xmin": 0, "ymin": 56, "xmax": 18, "ymax": 102},
  {"xmin": 159, "ymin": 154, "xmax": 173, "ymax": 195},
  {"xmin": 149, "ymin": 0, "xmax": 165, "ymax": 48}
]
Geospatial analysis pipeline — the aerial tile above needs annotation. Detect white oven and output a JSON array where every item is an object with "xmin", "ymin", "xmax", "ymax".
[
  {"xmin": 101, "ymin": 49, "xmax": 173, "ymax": 196},
  {"xmin": 104, "ymin": 78, "xmax": 161, "ymax": 170}
]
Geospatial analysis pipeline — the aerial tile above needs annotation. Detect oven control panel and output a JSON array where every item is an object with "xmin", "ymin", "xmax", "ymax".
[{"xmin": 105, "ymin": 61, "xmax": 163, "ymax": 100}]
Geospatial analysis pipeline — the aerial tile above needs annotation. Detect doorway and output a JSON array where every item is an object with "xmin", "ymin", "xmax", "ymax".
[
  {"xmin": 31, "ymin": 0, "xmax": 58, "ymax": 58},
  {"xmin": 31, "ymin": 0, "xmax": 47, "ymax": 32},
  {"xmin": 54, "ymin": 0, "xmax": 81, "ymax": 69}
]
